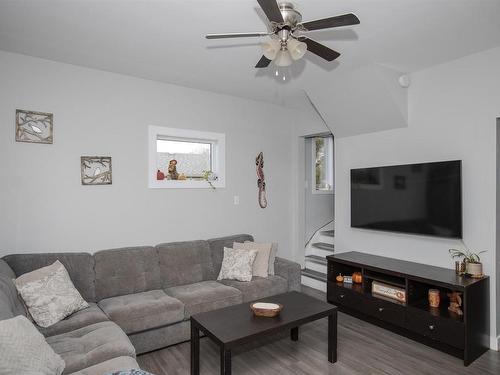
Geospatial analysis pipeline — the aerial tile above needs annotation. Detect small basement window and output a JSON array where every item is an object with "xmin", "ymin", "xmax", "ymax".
[{"xmin": 148, "ymin": 126, "xmax": 225, "ymax": 189}]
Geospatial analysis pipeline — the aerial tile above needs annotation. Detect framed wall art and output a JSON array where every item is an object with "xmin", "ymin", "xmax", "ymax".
[
  {"xmin": 15, "ymin": 109, "xmax": 54, "ymax": 144},
  {"xmin": 81, "ymin": 156, "xmax": 112, "ymax": 185}
]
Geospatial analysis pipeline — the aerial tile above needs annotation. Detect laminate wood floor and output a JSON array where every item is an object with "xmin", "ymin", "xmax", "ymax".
[{"xmin": 137, "ymin": 286, "xmax": 500, "ymax": 375}]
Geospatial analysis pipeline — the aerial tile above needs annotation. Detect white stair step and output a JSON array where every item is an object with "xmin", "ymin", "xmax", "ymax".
[
  {"xmin": 305, "ymin": 254, "xmax": 327, "ymax": 265},
  {"xmin": 320, "ymin": 230, "xmax": 335, "ymax": 237},
  {"xmin": 301, "ymin": 268, "xmax": 327, "ymax": 282},
  {"xmin": 312, "ymin": 242, "xmax": 334, "ymax": 252}
]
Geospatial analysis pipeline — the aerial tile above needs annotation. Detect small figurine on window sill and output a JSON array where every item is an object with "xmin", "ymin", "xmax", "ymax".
[
  {"xmin": 178, "ymin": 173, "xmax": 187, "ymax": 180},
  {"xmin": 168, "ymin": 159, "xmax": 179, "ymax": 180}
]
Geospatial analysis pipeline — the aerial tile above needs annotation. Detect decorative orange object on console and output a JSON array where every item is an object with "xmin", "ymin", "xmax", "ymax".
[
  {"xmin": 336, "ymin": 274, "xmax": 344, "ymax": 282},
  {"xmin": 352, "ymin": 272, "xmax": 363, "ymax": 284}
]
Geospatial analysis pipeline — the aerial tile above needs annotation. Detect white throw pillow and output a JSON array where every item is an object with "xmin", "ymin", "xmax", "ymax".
[
  {"xmin": 243, "ymin": 241, "xmax": 278, "ymax": 275},
  {"xmin": 0, "ymin": 315, "xmax": 65, "ymax": 375},
  {"xmin": 233, "ymin": 242, "xmax": 271, "ymax": 278},
  {"xmin": 217, "ymin": 247, "xmax": 257, "ymax": 282},
  {"xmin": 14, "ymin": 260, "xmax": 89, "ymax": 328}
]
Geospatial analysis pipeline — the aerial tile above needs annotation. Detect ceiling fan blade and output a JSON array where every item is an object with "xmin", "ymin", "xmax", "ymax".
[
  {"xmin": 300, "ymin": 13, "xmax": 360, "ymax": 31},
  {"xmin": 255, "ymin": 55, "xmax": 272, "ymax": 68},
  {"xmin": 206, "ymin": 32, "xmax": 270, "ymax": 39},
  {"xmin": 299, "ymin": 37, "xmax": 340, "ymax": 61},
  {"xmin": 257, "ymin": 0, "xmax": 284, "ymax": 23}
]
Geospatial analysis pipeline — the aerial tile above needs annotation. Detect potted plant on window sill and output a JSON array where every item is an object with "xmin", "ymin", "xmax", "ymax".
[{"xmin": 449, "ymin": 248, "xmax": 486, "ymax": 278}]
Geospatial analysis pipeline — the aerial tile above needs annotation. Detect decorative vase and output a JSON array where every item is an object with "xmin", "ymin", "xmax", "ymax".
[
  {"xmin": 428, "ymin": 289, "xmax": 440, "ymax": 308},
  {"xmin": 156, "ymin": 170, "xmax": 165, "ymax": 180},
  {"xmin": 466, "ymin": 262, "xmax": 483, "ymax": 278}
]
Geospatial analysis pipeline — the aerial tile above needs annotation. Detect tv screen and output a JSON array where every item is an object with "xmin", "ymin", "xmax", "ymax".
[{"xmin": 351, "ymin": 160, "xmax": 462, "ymax": 238}]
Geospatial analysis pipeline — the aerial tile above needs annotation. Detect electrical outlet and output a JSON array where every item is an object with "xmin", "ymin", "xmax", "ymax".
[{"xmin": 233, "ymin": 195, "xmax": 240, "ymax": 205}]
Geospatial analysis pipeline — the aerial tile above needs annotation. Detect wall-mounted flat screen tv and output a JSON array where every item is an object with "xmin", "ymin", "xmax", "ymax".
[{"xmin": 351, "ymin": 160, "xmax": 462, "ymax": 238}]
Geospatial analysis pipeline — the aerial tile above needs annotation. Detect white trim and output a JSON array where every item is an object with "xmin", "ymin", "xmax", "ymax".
[
  {"xmin": 492, "ymin": 335, "xmax": 500, "ymax": 351},
  {"xmin": 148, "ymin": 126, "xmax": 225, "ymax": 189}
]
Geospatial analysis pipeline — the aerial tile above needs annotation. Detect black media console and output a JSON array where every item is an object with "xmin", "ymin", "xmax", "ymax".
[{"xmin": 326, "ymin": 251, "xmax": 489, "ymax": 366}]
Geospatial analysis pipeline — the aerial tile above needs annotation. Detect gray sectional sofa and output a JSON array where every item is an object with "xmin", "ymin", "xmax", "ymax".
[{"xmin": 0, "ymin": 234, "xmax": 301, "ymax": 374}]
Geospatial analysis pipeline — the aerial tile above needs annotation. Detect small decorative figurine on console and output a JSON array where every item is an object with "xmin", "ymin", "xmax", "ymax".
[
  {"xmin": 352, "ymin": 272, "xmax": 363, "ymax": 284},
  {"xmin": 448, "ymin": 291, "xmax": 463, "ymax": 316},
  {"xmin": 335, "ymin": 274, "xmax": 344, "ymax": 283},
  {"xmin": 168, "ymin": 159, "xmax": 179, "ymax": 180}
]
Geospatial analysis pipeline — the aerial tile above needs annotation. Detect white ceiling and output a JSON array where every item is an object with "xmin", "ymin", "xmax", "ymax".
[{"xmin": 1, "ymin": 0, "xmax": 500, "ymax": 108}]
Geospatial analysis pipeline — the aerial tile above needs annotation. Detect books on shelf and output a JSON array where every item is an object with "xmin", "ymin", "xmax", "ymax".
[{"xmin": 371, "ymin": 280, "xmax": 406, "ymax": 303}]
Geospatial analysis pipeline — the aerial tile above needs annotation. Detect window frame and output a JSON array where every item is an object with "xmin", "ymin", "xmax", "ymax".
[
  {"xmin": 148, "ymin": 126, "xmax": 226, "ymax": 189},
  {"xmin": 311, "ymin": 135, "xmax": 334, "ymax": 195}
]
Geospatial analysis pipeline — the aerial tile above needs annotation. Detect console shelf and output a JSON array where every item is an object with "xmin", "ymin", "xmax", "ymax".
[{"xmin": 327, "ymin": 251, "xmax": 489, "ymax": 366}]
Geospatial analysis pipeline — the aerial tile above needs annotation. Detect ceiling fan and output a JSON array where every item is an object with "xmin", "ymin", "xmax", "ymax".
[{"xmin": 205, "ymin": 0, "xmax": 360, "ymax": 68}]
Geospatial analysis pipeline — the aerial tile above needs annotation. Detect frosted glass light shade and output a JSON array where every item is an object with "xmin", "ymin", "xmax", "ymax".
[
  {"xmin": 274, "ymin": 50, "xmax": 293, "ymax": 67},
  {"xmin": 287, "ymin": 38, "xmax": 307, "ymax": 60},
  {"xmin": 261, "ymin": 39, "xmax": 280, "ymax": 60}
]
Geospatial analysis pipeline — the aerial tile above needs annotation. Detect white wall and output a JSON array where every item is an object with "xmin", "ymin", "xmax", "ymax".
[
  {"xmin": 0, "ymin": 51, "xmax": 302, "ymax": 259},
  {"xmin": 335, "ymin": 46, "xmax": 500, "ymax": 348}
]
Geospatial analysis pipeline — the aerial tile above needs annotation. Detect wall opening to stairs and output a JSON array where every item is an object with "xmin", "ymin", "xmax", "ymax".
[{"xmin": 301, "ymin": 133, "xmax": 335, "ymax": 292}]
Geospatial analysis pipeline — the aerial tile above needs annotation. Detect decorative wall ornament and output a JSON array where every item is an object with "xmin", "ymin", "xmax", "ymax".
[
  {"xmin": 256, "ymin": 152, "xmax": 267, "ymax": 208},
  {"xmin": 81, "ymin": 156, "xmax": 112, "ymax": 185},
  {"xmin": 15, "ymin": 109, "xmax": 54, "ymax": 144}
]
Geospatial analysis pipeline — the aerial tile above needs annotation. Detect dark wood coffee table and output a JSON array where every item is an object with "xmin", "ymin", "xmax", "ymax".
[{"xmin": 190, "ymin": 291, "xmax": 337, "ymax": 375}]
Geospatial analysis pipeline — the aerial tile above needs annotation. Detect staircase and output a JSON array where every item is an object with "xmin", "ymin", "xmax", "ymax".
[{"xmin": 301, "ymin": 223, "xmax": 334, "ymax": 292}]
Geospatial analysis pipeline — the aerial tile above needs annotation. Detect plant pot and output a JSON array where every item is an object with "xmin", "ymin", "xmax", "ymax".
[{"xmin": 466, "ymin": 262, "xmax": 483, "ymax": 278}]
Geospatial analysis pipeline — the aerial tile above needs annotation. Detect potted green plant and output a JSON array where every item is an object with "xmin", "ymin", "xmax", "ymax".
[{"xmin": 449, "ymin": 248, "xmax": 486, "ymax": 278}]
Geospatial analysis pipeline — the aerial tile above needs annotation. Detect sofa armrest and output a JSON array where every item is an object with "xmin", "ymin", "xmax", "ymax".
[{"xmin": 274, "ymin": 257, "xmax": 301, "ymax": 292}]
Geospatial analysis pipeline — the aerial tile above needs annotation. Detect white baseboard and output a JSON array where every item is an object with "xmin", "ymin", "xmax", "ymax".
[
  {"xmin": 492, "ymin": 335, "xmax": 500, "ymax": 351},
  {"xmin": 301, "ymin": 275, "xmax": 327, "ymax": 292}
]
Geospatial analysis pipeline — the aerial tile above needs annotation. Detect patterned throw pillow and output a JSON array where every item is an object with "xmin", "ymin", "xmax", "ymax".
[
  {"xmin": 0, "ymin": 315, "xmax": 65, "ymax": 375},
  {"xmin": 217, "ymin": 247, "xmax": 257, "ymax": 282},
  {"xmin": 14, "ymin": 260, "xmax": 89, "ymax": 328}
]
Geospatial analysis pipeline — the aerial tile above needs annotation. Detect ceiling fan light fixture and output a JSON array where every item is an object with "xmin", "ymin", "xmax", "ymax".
[
  {"xmin": 262, "ymin": 39, "xmax": 280, "ymax": 60},
  {"xmin": 287, "ymin": 38, "xmax": 307, "ymax": 60},
  {"xmin": 274, "ymin": 49, "xmax": 293, "ymax": 67}
]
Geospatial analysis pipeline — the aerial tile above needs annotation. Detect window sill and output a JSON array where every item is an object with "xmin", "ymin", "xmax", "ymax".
[
  {"xmin": 149, "ymin": 180, "xmax": 225, "ymax": 189},
  {"xmin": 312, "ymin": 189, "xmax": 334, "ymax": 195}
]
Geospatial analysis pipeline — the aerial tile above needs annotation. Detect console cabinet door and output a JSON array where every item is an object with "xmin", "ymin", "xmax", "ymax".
[{"xmin": 406, "ymin": 307, "xmax": 465, "ymax": 349}]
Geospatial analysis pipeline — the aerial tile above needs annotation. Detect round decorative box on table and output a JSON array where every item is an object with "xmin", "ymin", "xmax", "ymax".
[{"xmin": 250, "ymin": 302, "xmax": 283, "ymax": 317}]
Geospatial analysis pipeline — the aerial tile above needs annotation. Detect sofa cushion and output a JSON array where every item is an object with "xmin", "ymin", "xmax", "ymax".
[
  {"xmin": 165, "ymin": 281, "xmax": 242, "ymax": 319},
  {"xmin": 39, "ymin": 303, "xmax": 109, "ymax": 337},
  {"xmin": 207, "ymin": 234, "xmax": 254, "ymax": 276},
  {"xmin": 94, "ymin": 247, "xmax": 161, "ymax": 300},
  {"xmin": 0, "ymin": 315, "xmax": 65, "ymax": 375},
  {"xmin": 156, "ymin": 240, "xmax": 215, "ymax": 288},
  {"xmin": 98, "ymin": 290, "xmax": 184, "ymax": 334},
  {"xmin": 67, "ymin": 356, "xmax": 139, "ymax": 375},
  {"xmin": 46, "ymin": 321, "xmax": 136, "ymax": 375},
  {"xmin": 0, "ymin": 259, "xmax": 26, "ymax": 320},
  {"xmin": 219, "ymin": 275, "xmax": 288, "ymax": 302},
  {"xmin": 3, "ymin": 253, "xmax": 96, "ymax": 302}
]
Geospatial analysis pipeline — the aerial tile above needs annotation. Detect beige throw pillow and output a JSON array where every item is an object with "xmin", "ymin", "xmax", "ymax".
[
  {"xmin": 217, "ymin": 247, "xmax": 257, "ymax": 282},
  {"xmin": 14, "ymin": 260, "xmax": 89, "ymax": 328},
  {"xmin": 233, "ymin": 242, "xmax": 272, "ymax": 278},
  {"xmin": 0, "ymin": 315, "xmax": 65, "ymax": 375},
  {"xmin": 246, "ymin": 241, "xmax": 278, "ymax": 275}
]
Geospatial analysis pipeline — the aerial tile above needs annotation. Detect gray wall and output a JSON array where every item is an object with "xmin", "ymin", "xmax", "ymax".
[
  {"xmin": 497, "ymin": 118, "xmax": 500, "ymax": 340},
  {"xmin": 335, "ymin": 46, "xmax": 500, "ymax": 347},
  {"xmin": 304, "ymin": 137, "xmax": 334, "ymax": 241},
  {"xmin": 0, "ymin": 51, "xmax": 302, "ymax": 259}
]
